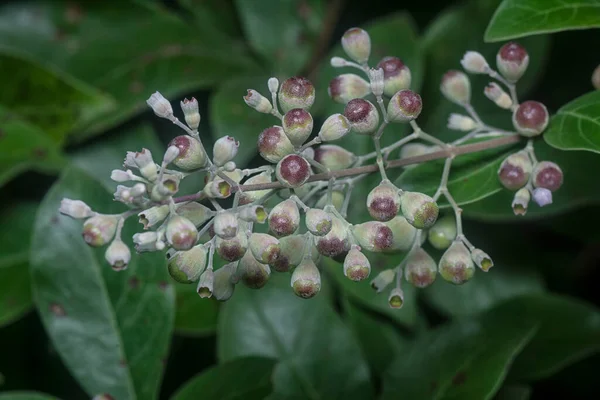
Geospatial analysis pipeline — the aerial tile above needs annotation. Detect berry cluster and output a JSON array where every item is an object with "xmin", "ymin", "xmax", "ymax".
[{"xmin": 57, "ymin": 27, "xmax": 560, "ymax": 308}]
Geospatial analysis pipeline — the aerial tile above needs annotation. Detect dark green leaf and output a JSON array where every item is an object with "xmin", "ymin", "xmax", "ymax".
[
  {"xmin": 171, "ymin": 356, "xmax": 276, "ymax": 400},
  {"xmin": 485, "ymin": 0, "xmax": 600, "ymax": 42},
  {"xmin": 0, "ymin": 106, "xmax": 66, "ymax": 187},
  {"xmin": 504, "ymin": 295, "xmax": 600, "ymax": 381},
  {"xmin": 0, "ymin": 1, "xmax": 258, "ymax": 140},
  {"xmin": 234, "ymin": 0, "xmax": 324, "ymax": 75},
  {"xmin": 0, "ymin": 265, "xmax": 32, "ymax": 328},
  {"xmin": 0, "ymin": 393, "xmax": 61, "ymax": 400},
  {"xmin": 174, "ymin": 283, "xmax": 219, "ymax": 336},
  {"xmin": 209, "ymin": 76, "xmax": 274, "ymax": 167},
  {"xmin": 218, "ymin": 273, "xmax": 373, "ymax": 400},
  {"xmin": 494, "ymin": 385, "xmax": 531, "ymax": 400},
  {"xmin": 342, "ymin": 297, "xmax": 411, "ymax": 376},
  {"xmin": 382, "ymin": 303, "xmax": 538, "ymax": 400},
  {"xmin": 30, "ymin": 166, "xmax": 175, "ymax": 400},
  {"xmin": 544, "ymin": 91, "xmax": 600, "ymax": 154},
  {"xmin": 178, "ymin": 0, "xmax": 241, "ymax": 39},
  {"xmin": 463, "ymin": 140, "xmax": 600, "ymax": 220}
]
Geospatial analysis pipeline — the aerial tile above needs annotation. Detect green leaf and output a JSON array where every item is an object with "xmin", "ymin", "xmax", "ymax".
[
  {"xmin": 171, "ymin": 356, "xmax": 276, "ymax": 400},
  {"xmin": 463, "ymin": 140, "xmax": 600, "ymax": 220},
  {"xmin": 396, "ymin": 138, "xmax": 519, "ymax": 207},
  {"xmin": 0, "ymin": 106, "xmax": 66, "ymax": 187},
  {"xmin": 174, "ymin": 283, "xmax": 219, "ymax": 336},
  {"xmin": 381, "ymin": 303, "xmax": 538, "ymax": 400},
  {"xmin": 30, "ymin": 166, "xmax": 175, "ymax": 400},
  {"xmin": 485, "ymin": 0, "xmax": 600, "ymax": 42},
  {"xmin": 218, "ymin": 273, "xmax": 373, "ymax": 400},
  {"xmin": 234, "ymin": 0, "xmax": 324, "ymax": 75},
  {"xmin": 178, "ymin": 0, "xmax": 241, "ymax": 39},
  {"xmin": 0, "ymin": 1, "xmax": 258, "ymax": 140},
  {"xmin": 209, "ymin": 76, "xmax": 274, "ymax": 167},
  {"xmin": 503, "ymin": 295, "xmax": 600, "ymax": 381},
  {"xmin": 494, "ymin": 385, "xmax": 531, "ymax": 400},
  {"xmin": 342, "ymin": 297, "xmax": 411, "ymax": 376},
  {"xmin": 0, "ymin": 393, "xmax": 61, "ymax": 400},
  {"xmin": 544, "ymin": 91, "xmax": 600, "ymax": 154}
]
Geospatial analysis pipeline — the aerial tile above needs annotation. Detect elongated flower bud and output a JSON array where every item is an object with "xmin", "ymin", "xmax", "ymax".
[
  {"xmin": 314, "ymin": 216, "xmax": 350, "ymax": 258},
  {"xmin": 213, "ymin": 263, "xmax": 238, "ymax": 301},
  {"xmin": 460, "ymin": 51, "xmax": 489, "ymax": 74},
  {"xmin": 377, "ymin": 56, "xmax": 411, "ymax": 97},
  {"xmin": 239, "ymin": 205, "xmax": 267, "ymax": 224},
  {"xmin": 367, "ymin": 181, "xmax": 401, "ymax": 222},
  {"xmin": 276, "ymin": 154, "xmax": 311, "ymax": 188},
  {"xmin": 388, "ymin": 287, "xmax": 404, "ymax": 309},
  {"xmin": 176, "ymin": 202, "xmax": 215, "ymax": 227},
  {"xmin": 258, "ymin": 126, "xmax": 294, "ymax": 163},
  {"xmin": 212, "ymin": 136, "xmax": 239, "ymax": 167},
  {"xmin": 249, "ymin": 233, "xmax": 281, "ymax": 264},
  {"xmin": 244, "ymin": 89, "xmax": 272, "ymax": 113},
  {"xmin": 166, "ymin": 215, "xmax": 198, "ymax": 250},
  {"xmin": 268, "ymin": 199, "xmax": 300, "ymax": 237},
  {"xmin": 401, "ymin": 192, "xmax": 439, "ymax": 229},
  {"xmin": 105, "ymin": 239, "xmax": 131, "ymax": 271},
  {"xmin": 343, "ymin": 246, "xmax": 371, "ymax": 281},
  {"xmin": 341, "ymin": 27, "xmax": 370, "ymax": 64},
  {"xmin": 532, "ymin": 161, "xmax": 563, "ymax": 192},
  {"xmin": 168, "ymin": 135, "xmax": 207, "ymax": 170},
  {"xmin": 318, "ymin": 114, "xmax": 351, "ymax": 142},
  {"xmin": 387, "ymin": 89, "xmax": 422, "ymax": 123},
  {"xmin": 239, "ymin": 250, "xmax": 270, "ymax": 289},
  {"xmin": 138, "ymin": 205, "xmax": 169, "ymax": 229},
  {"xmin": 278, "ymin": 77, "xmax": 315, "ymax": 113},
  {"xmin": 497, "ymin": 42, "xmax": 529, "ymax": 82},
  {"xmin": 283, "ymin": 108, "xmax": 313, "ymax": 147},
  {"xmin": 512, "ymin": 187, "xmax": 531, "ymax": 215},
  {"xmin": 291, "ymin": 258, "xmax": 321, "ymax": 299},
  {"xmin": 352, "ymin": 221, "xmax": 394, "ymax": 252},
  {"xmin": 447, "ymin": 114, "xmax": 477, "ymax": 131},
  {"xmin": 167, "ymin": 245, "xmax": 207, "ymax": 283},
  {"xmin": 197, "ymin": 268, "xmax": 214, "ymax": 298},
  {"xmin": 440, "ymin": 70, "xmax": 471, "ymax": 105},
  {"xmin": 127, "ymin": 148, "xmax": 158, "ymax": 182},
  {"xmin": 59, "ymin": 198, "xmax": 94, "ymax": 219},
  {"xmin": 439, "ymin": 241, "xmax": 475, "ymax": 285},
  {"xmin": 314, "ymin": 144, "xmax": 356, "ymax": 170},
  {"xmin": 370, "ymin": 269, "xmax": 395, "ymax": 293},
  {"xmin": 133, "ymin": 231, "xmax": 165, "ymax": 252},
  {"xmin": 344, "ymin": 98, "xmax": 379, "ymax": 134},
  {"xmin": 180, "ymin": 97, "xmax": 200, "ymax": 130},
  {"xmin": 146, "ymin": 91, "xmax": 173, "ymax": 118},
  {"xmin": 383, "ymin": 216, "xmax": 417, "ymax": 253},
  {"xmin": 404, "ymin": 248, "xmax": 437, "ymax": 288},
  {"xmin": 305, "ymin": 208, "xmax": 332, "ymax": 237},
  {"xmin": 498, "ymin": 151, "xmax": 533, "ymax": 190},
  {"xmin": 328, "ymin": 74, "xmax": 370, "ymax": 104},
  {"xmin": 471, "ymin": 248, "xmax": 493, "ymax": 272},
  {"xmin": 427, "ymin": 215, "xmax": 457, "ymax": 250},
  {"xmin": 512, "ymin": 101, "xmax": 549, "ymax": 137},
  {"xmin": 82, "ymin": 215, "xmax": 118, "ymax": 247},
  {"xmin": 484, "ymin": 82, "xmax": 513, "ymax": 109}
]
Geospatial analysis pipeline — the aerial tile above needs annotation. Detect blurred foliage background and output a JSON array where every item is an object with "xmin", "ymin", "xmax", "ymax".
[{"xmin": 1, "ymin": 0, "xmax": 599, "ymax": 399}]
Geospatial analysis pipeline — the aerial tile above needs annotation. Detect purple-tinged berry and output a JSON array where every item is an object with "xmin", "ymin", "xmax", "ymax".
[
  {"xmin": 291, "ymin": 259, "xmax": 321, "ymax": 299},
  {"xmin": 344, "ymin": 98, "xmax": 379, "ymax": 134},
  {"xmin": 328, "ymin": 74, "xmax": 370, "ymax": 104},
  {"xmin": 404, "ymin": 248, "xmax": 437, "ymax": 288},
  {"xmin": 249, "ymin": 233, "xmax": 281, "ymax": 264},
  {"xmin": 258, "ymin": 126, "xmax": 294, "ymax": 163},
  {"xmin": 388, "ymin": 89, "xmax": 423, "ymax": 123},
  {"xmin": 82, "ymin": 215, "xmax": 118, "ymax": 247},
  {"xmin": 532, "ymin": 161, "xmax": 563, "ymax": 192},
  {"xmin": 497, "ymin": 42, "xmax": 529, "ymax": 82},
  {"xmin": 314, "ymin": 216, "xmax": 350, "ymax": 258},
  {"xmin": 305, "ymin": 208, "xmax": 333, "ymax": 237},
  {"xmin": 352, "ymin": 221, "xmax": 394, "ymax": 253},
  {"xmin": 512, "ymin": 101, "xmax": 549, "ymax": 137},
  {"xmin": 498, "ymin": 151, "xmax": 533, "ymax": 190},
  {"xmin": 213, "ymin": 212, "xmax": 238, "ymax": 239},
  {"xmin": 367, "ymin": 181, "xmax": 401, "ymax": 222},
  {"xmin": 278, "ymin": 77, "xmax": 315, "ymax": 113},
  {"xmin": 377, "ymin": 56, "xmax": 411, "ymax": 97},
  {"xmin": 341, "ymin": 27, "xmax": 371, "ymax": 64},
  {"xmin": 216, "ymin": 230, "xmax": 248, "ymax": 262},
  {"xmin": 282, "ymin": 108, "xmax": 314, "ymax": 147},
  {"xmin": 168, "ymin": 135, "xmax": 207, "ymax": 170},
  {"xmin": 276, "ymin": 154, "xmax": 311, "ymax": 188},
  {"xmin": 439, "ymin": 241, "xmax": 475, "ymax": 285},
  {"xmin": 268, "ymin": 199, "xmax": 300, "ymax": 237},
  {"xmin": 343, "ymin": 246, "xmax": 371, "ymax": 281},
  {"xmin": 238, "ymin": 250, "xmax": 271, "ymax": 289},
  {"xmin": 166, "ymin": 215, "xmax": 198, "ymax": 250},
  {"xmin": 401, "ymin": 192, "xmax": 439, "ymax": 229}
]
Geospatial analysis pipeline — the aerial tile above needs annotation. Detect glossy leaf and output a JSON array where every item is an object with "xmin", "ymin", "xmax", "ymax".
[
  {"xmin": 495, "ymin": 385, "xmax": 532, "ymax": 400},
  {"xmin": 504, "ymin": 295, "xmax": 600, "ymax": 381},
  {"xmin": 485, "ymin": 0, "xmax": 600, "ymax": 42},
  {"xmin": 0, "ymin": 1, "xmax": 257, "ymax": 140},
  {"xmin": 544, "ymin": 91, "xmax": 600, "ymax": 153},
  {"xmin": 171, "ymin": 356, "xmax": 276, "ymax": 400},
  {"xmin": 381, "ymin": 303, "xmax": 538, "ymax": 400},
  {"xmin": 218, "ymin": 273, "xmax": 373, "ymax": 400},
  {"xmin": 0, "ymin": 106, "xmax": 66, "ymax": 187},
  {"xmin": 234, "ymin": 0, "xmax": 324, "ymax": 75},
  {"xmin": 0, "ymin": 393, "xmax": 60, "ymax": 400},
  {"xmin": 463, "ymin": 140, "xmax": 600, "ymax": 220},
  {"xmin": 30, "ymin": 166, "xmax": 175, "ymax": 400},
  {"xmin": 209, "ymin": 76, "xmax": 274, "ymax": 167},
  {"xmin": 174, "ymin": 284, "xmax": 219, "ymax": 336}
]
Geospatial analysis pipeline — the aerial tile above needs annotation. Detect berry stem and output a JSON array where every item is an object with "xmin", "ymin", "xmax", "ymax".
[
  {"xmin": 410, "ymin": 121, "xmax": 448, "ymax": 149},
  {"xmin": 487, "ymin": 69, "xmax": 519, "ymax": 108}
]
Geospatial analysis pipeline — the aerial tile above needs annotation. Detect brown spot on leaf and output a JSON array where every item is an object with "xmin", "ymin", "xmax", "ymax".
[
  {"xmin": 51, "ymin": 216, "xmax": 60, "ymax": 224},
  {"xmin": 33, "ymin": 147, "xmax": 47, "ymax": 159},
  {"xmin": 129, "ymin": 81, "xmax": 143, "ymax": 94},
  {"xmin": 452, "ymin": 371, "xmax": 467, "ymax": 386},
  {"xmin": 65, "ymin": 2, "xmax": 83, "ymax": 24},
  {"xmin": 128, "ymin": 276, "xmax": 140, "ymax": 289},
  {"xmin": 49, "ymin": 303, "xmax": 66, "ymax": 317},
  {"xmin": 119, "ymin": 359, "xmax": 127, "ymax": 367},
  {"xmin": 158, "ymin": 281, "xmax": 169, "ymax": 291}
]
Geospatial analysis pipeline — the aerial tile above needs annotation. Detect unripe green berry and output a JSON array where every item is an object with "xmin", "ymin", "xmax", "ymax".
[
  {"xmin": 249, "ymin": 233, "xmax": 281, "ymax": 264},
  {"xmin": 276, "ymin": 154, "xmax": 312, "ymax": 188},
  {"xmin": 105, "ymin": 239, "xmax": 131, "ymax": 271},
  {"xmin": 213, "ymin": 263, "xmax": 237, "ymax": 301},
  {"xmin": 401, "ymin": 192, "xmax": 439, "ymax": 229},
  {"xmin": 290, "ymin": 259, "xmax": 321, "ymax": 299},
  {"xmin": 268, "ymin": 199, "xmax": 300, "ymax": 237},
  {"xmin": 343, "ymin": 246, "xmax": 371, "ymax": 281},
  {"xmin": 498, "ymin": 150, "xmax": 533, "ymax": 190},
  {"xmin": 377, "ymin": 56, "xmax": 411, "ymax": 97},
  {"xmin": 167, "ymin": 245, "xmax": 207, "ymax": 283},
  {"xmin": 328, "ymin": 73, "xmax": 370, "ymax": 104},
  {"xmin": 383, "ymin": 216, "xmax": 417, "ymax": 253},
  {"xmin": 439, "ymin": 241, "xmax": 475, "ymax": 285},
  {"xmin": 532, "ymin": 161, "xmax": 563, "ymax": 192},
  {"xmin": 239, "ymin": 250, "xmax": 271, "ymax": 289},
  {"xmin": 388, "ymin": 287, "xmax": 404, "ymax": 309},
  {"xmin": 344, "ymin": 99, "xmax": 379, "ymax": 135},
  {"xmin": 318, "ymin": 114, "xmax": 351, "ymax": 142},
  {"xmin": 512, "ymin": 101, "xmax": 549, "ymax": 137},
  {"xmin": 440, "ymin": 70, "xmax": 471, "ymax": 105},
  {"xmin": 427, "ymin": 215, "xmax": 457, "ymax": 250},
  {"xmin": 313, "ymin": 144, "xmax": 356, "ymax": 171},
  {"xmin": 166, "ymin": 215, "xmax": 198, "ymax": 250},
  {"xmin": 82, "ymin": 215, "xmax": 118, "ymax": 247},
  {"xmin": 497, "ymin": 42, "xmax": 529, "ymax": 83},
  {"xmin": 367, "ymin": 181, "xmax": 401, "ymax": 222},
  {"xmin": 387, "ymin": 89, "xmax": 422, "ymax": 123},
  {"xmin": 168, "ymin": 135, "xmax": 207, "ymax": 170},
  {"xmin": 282, "ymin": 108, "xmax": 313, "ymax": 147},
  {"xmin": 258, "ymin": 126, "xmax": 294, "ymax": 163},
  {"xmin": 352, "ymin": 221, "xmax": 394, "ymax": 253},
  {"xmin": 341, "ymin": 27, "xmax": 371, "ymax": 64},
  {"xmin": 471, "ymin": 248, "xmax": 493, "ymax": 272},
  {"xmin": 278, "ymin": 77, "xmax": 315, "ymax": 113},
  {"xmin": 305, "ymin": 208, "xmax": 333, "ymax": 237},
  {"xmin": 404, "ymin": 248, "xmax": 437, "ymax": 288},
  {"xmin": 314, "ymin": 216, "xmax": 350, "ymax": 258}
]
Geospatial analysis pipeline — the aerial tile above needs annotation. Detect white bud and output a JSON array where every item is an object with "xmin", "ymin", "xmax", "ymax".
[
  {"xmin": 368, "ymin": 67, "xmax": 385, "ymax": 97},
  {"xmin": 533, "ymin": 187, "xmax": 553, "ymax": 207},
  {"xmin": 105, "ymin": 238, "xmax": 131, "ymax": 271},
  {"xmin": 146, "ymin": 91, "xmax": 173, "ymax": 118},
  {"xmin": 484, "ymin": 82, "xmax": 513, "ymax": 109},
  {"xmin": 447, "ymin": 113, "xmax": 477, "ymax": 131},
  {"xmin": 330, "ymin": 56, "xmax": 347, "ymax": 67},
  {"xmin": 318, "ymin": 114, "xmax": 351, "ymax": 142},
  {"xmin": 180, "ymin": 97, "xmax": 200, "ymax": 130},
  {"xmin": 138, "ymin": 205, "xmax": 169, "ymax": 229},
  {"xmin": 370, "ymin": 269, "xmax": 395, "ymax": 293},
  {"xmin": 163, "ymin": 146, "xmax": 180, "ymax": 165},
  {"xmin": 268, "ymin": 77, "xmax": 279, "ymax": 94},
  {"xmin": 129, "ymin": 183, "xmax": 146, "ymax": 198},
  {"xmin": 460, "ymin": 51, "xmax": 489, "ymax": 74},
  {"xmin": 110, "ymin": 169, "xmax": 136, "ymax": 182},
  {"xmin": 113, "ymin": 185, "xmax": 132, "ymax": 203},
  {"xmin": 132, "ymin": 231, "xmax": 161, "ymax": 252},
  {"xmin": 59, "ymin": 198, "xmax": 94, "ymax": 219},
  {"xmin": 212, "ymin": 136, "xmax": 239, "ymax": 166},
  {"xmin": 243, "ymin": 89, "xmax": 272, "ymax": 113}
]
